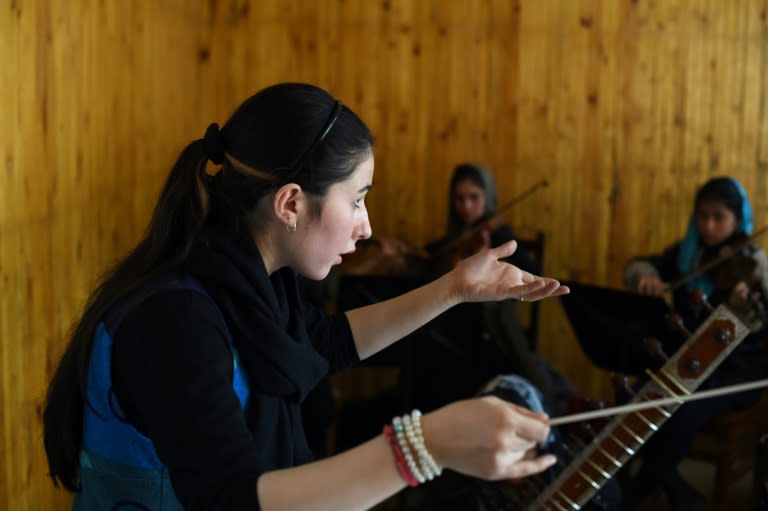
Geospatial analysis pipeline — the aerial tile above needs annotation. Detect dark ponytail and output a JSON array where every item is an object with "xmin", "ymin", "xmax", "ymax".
[{"xmin": 43, "ymin": 139, "xmax": 212, "ymax": 490}]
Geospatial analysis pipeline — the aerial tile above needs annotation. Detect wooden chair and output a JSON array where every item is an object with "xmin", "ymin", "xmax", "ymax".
[{"xmin": 687, "ymin": 389, "xmax": 768, "ymax": 510}]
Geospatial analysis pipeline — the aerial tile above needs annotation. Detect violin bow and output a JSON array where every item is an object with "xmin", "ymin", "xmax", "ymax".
[
  {"xmin": 666, "ymin": 223, "xmax": 768, "ymax": 292},
  {"xmin": 494, "ymin": 179, "xmax": 549, "ymax": 221},
  {"xmin": 550, "ymin": 377, "xmax": 768, "ymax": 426}
]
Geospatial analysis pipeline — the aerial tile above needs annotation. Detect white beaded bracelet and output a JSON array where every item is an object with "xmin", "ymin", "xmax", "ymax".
[
  {"xmin": 392, "ymin": 416, "xmax": 426, "ymax": 484},
  {"xmin": 401, "ymin": 413, "xmax": 432, "ymax": 481},
  {"xmin": 409, "ymin": 410, "xmax": 442, "ymax": 478}
]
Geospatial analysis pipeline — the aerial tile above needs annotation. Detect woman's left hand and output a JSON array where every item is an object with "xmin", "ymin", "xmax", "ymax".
[
  {"xmin": 449, "ymin": 240, "xmax": 569, "ymax": 303},
  {"xmin": 729, "ymin": 281, "xmax": 751, "ymax": 310}
]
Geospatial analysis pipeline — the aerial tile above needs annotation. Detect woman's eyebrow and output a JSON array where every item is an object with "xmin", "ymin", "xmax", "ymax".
[{"xmin": 357, "ymin": 184, "xmax": 372, "ymax": 193}]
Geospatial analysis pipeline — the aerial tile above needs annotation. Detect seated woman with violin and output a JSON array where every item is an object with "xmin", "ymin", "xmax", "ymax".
[
  {"xmin": 328, "ymin": 163, "xmax": 543, "ymax": 280},
  {"xmin": 415, "ymin": 163, "xmax": 568, "ymax": 410},
  {"xmin": 415, "ymin": 163, "xmax": 618, "ymax": 509},
  {"xmin": 424, "ymin": 162, "xmax": 541, "ymax": 278},
  {"xmin": 623, "ymin": 176, "xmax": 768, "ymax": 510}
]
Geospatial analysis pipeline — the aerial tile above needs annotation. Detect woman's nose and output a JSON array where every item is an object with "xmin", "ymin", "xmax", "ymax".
[{"xmin": 356, "ymin": 213, "xmax": 372, "ymax": 240}]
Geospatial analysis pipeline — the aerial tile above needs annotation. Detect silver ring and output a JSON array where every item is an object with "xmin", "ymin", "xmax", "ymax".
[{"xmin": 520, "ymin": 295, "xmax": 525, "ymax": 302}]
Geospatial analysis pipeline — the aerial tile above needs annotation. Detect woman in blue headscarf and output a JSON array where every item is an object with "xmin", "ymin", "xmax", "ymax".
[
  {"xmin": 626, "ymin": 176, "xmax": 767, "ymax": 327},
  {"xmin": 622, "ymin": 176, "xmax": 768, "ymax": 510}
]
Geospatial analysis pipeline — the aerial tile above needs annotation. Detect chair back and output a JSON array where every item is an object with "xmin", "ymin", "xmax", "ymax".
[{"xmin": 516, "ymin": 231, "xmax": 545, "ymax": 350}]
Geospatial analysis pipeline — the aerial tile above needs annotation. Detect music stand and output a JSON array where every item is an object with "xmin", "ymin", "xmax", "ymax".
[{"xmin": 559, "ymin": 281, "xmax": 674, "ymax": 375}]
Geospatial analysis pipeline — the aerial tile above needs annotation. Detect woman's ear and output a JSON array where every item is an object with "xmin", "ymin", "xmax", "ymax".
[{"xmin": 273, "ymin": 183, "xmax": 305, "ymax": 230}]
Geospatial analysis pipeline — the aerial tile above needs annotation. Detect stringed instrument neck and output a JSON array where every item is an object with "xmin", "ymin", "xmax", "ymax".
[{"xmin": 527, "ymin": 304, "xmax": 750, "ymax": 511}]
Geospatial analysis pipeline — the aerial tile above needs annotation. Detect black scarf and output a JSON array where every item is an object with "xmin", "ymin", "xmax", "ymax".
[{"xmin": 184, "ymin": 225, "xmax": 328, "ymax": 469}]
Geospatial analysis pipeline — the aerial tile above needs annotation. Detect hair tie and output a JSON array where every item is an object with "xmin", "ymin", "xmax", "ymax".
[{"xmin": 202, "ymin": 123, "xmax": 226, "ymax": 165}]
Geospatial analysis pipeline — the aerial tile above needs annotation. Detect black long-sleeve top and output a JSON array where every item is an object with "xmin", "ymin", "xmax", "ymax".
[{"xmin": 112, "ymin": 288, "xmax": 359, "ymax": 510}]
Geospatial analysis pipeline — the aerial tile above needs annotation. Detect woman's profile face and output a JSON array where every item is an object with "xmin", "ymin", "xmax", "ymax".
[
  {"xmin": 452, "ymin": 178, "xmax": 487, "ymax": 226},
  {"xmin": 696, "ymin": 199, "xmax": 739, "ymax": 247},
  {"xmin": 294, "ymin": 153, "xmax": 374, "ymax": 280}
]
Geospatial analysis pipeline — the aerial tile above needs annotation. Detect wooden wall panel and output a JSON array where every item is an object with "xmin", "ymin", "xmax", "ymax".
[{"xmin": 2, "ymin": 1, "xmax": 767, "ymax": 508}]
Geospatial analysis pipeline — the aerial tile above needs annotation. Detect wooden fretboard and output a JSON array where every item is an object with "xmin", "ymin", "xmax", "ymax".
[{"xmin": 527, "ymin": 305, "xmax": 750, "ymax": 511}]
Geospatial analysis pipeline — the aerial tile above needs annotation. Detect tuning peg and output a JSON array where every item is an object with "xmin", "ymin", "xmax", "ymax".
[
  {"xmin": 689, "ymin": 289, "xmax": 715, "ymax": 314},
  {"xmin": 665, "ymin": 313, "xmax": 692, "ymax": 338},
  {"xmin": 642, "ymin": 337, "xmax": 670, "ymax": 365},
  {"xmin": 686, "ymin": 358, "xmax": 702, "ymax": 375},
  {"xmin": 716, "ymin": 327, "xmax": 734, "ymax": 345},
  {"xmin": 611, "ymin": 373, "xmax": 635, "ymax": 404}
]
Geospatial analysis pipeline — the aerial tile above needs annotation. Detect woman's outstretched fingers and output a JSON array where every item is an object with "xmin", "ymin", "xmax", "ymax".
[
  {"xmin": 513, "ymin": 280, "xmax": 546, "ymax": 300},
  {"xmin": 527, "ymin": 280, "xmax": 569, "ymax": 301},
  {"xmin": 513, "ymin": 279, "xmax": 569, "ymax": 302}
]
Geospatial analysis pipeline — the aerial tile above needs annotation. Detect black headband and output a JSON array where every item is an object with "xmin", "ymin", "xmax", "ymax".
[
  {"xmin": 202, "ymin": 100, "xmax": 343, "ymax": 180},
  {"xmin": 286, "ymin": 100, "xmax": 343, "ymax": 180}
]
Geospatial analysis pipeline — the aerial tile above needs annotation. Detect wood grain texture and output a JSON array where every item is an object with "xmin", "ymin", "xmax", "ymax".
[{"xmin": 2, "ymin": 1, "xmax": 767, "ymax": 507}]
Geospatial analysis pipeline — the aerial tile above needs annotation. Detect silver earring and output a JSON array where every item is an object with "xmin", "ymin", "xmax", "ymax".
[{"xmin": 286, "ymin": 223, "xmax": 297, "ymax": 232}]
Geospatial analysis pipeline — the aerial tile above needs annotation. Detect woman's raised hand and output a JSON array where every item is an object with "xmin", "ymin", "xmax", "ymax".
[
  {"xmin": 448, "ymin": 240, "xmax": 569, "ymax": 303},
  {"xmin": 419, "ymin": 396, "xmax": 557, "ymax": 480}
]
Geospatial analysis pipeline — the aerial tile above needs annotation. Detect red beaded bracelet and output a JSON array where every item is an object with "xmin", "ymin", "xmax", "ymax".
[{"xmin": 383, "ymin": 424, "xmax": 420, "ymax": 487}]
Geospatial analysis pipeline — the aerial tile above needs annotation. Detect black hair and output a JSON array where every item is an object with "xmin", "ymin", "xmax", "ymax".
[
  {"xmin": 694, "ymin": 176, "xmax": 744, "ymax": 224},
  {"xmin": 445, "ymin": 162, "xmax": 498, "ymax": 237},
  {"xmin": 42, "ymin": 83, "xmax": 373, "ymax": 491}
]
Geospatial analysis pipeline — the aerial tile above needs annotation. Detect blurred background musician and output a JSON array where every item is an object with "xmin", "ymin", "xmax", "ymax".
[
  {"xmin": 423, "ymin": 162, "xmax": 541, "ymax": 278},
  {"xmin": 411, "ymin": 163, "xmax": 571, "ymax": 414}
]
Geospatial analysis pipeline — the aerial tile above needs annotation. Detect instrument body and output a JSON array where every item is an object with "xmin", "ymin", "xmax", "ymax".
[
  {"xmin": 527, "ymin": 305, "xmax": 750, "ymax": 511},
  {"xmin": 702, "ymin": 234, "xmax": 768, "ymax": 327}
]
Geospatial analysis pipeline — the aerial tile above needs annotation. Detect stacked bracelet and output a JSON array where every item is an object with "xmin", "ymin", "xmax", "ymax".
[
  {"xmin": 392, "ymin": 416, "xmax": 426, "ymax": 484},
  {"xmin": 382, "ymin": 424, "xmax": 419, "ymax": 487},
  {"xmin": 407, "ymin": 410, "xmax": 443, "ymax": 478},
  {"xmin": 384, "ymin": 409, "xmax": 443, "ymax": 487}
]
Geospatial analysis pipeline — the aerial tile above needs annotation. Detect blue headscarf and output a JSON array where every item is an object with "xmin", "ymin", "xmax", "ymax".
[{"xmin": 677, "ymin": 177, "xmax": 753, "ymax": 296}]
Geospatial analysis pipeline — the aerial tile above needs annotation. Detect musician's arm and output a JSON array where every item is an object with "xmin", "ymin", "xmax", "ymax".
[
  {"xmin": 624, "ymin": 243, "xmax": 681, "ymax": 292},
  {"xmin": 754, "ymin": 247, "xmax": 768, "ymax": 297},
  {"xmin": 346, "ymin": 241, "xmax": 565, "ymax": 359}
]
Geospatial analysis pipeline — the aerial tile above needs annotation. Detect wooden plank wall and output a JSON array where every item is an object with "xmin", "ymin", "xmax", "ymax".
[{"xmin": 2, "ymin": 1, "xmax": 767, "ymax": 508}]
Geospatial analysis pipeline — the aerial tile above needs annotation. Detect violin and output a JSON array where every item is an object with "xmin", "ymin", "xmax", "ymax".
[
  {"xmin": 346, "ymin": 179, "xmax": 550, "ymax": 277},
  {"xmin": 663, "ymin": 225, "xmax": 768, "ymax": 330},
  {"xmin": 429, "ymin": 179, "xmax": 549, "ymax": 270},
  {"xmin": 340, "ymin": 236, "xmax": 426, "ymax": 277},
  {"xmin": 702, "ymin": 232, "xmax": 762, "ymax": 290},
  {"xmin": 669, "ymin": 224, "xmax": 768, "ymax": 293},
  {"xmin": 445, "ymin": 215, "xmax": 501, "ymax": 269}
]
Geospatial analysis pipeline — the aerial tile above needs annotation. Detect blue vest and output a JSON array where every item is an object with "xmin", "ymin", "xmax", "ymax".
[{"xmin": 75, "ymin": 276, "xmax": 250, "ymax": 510}]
